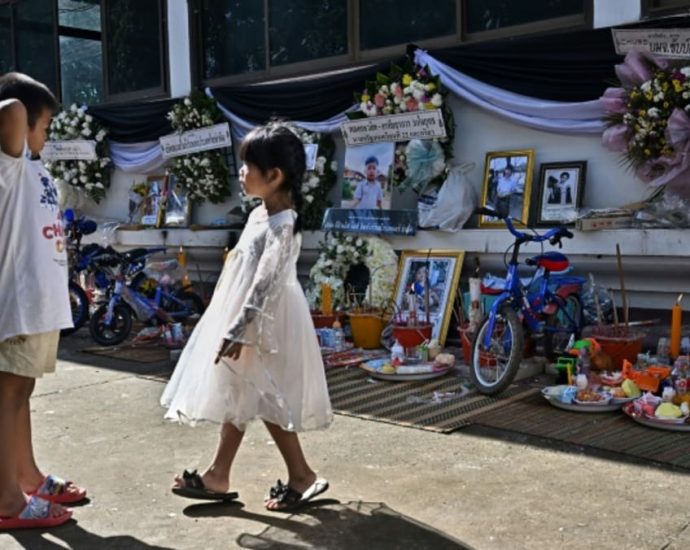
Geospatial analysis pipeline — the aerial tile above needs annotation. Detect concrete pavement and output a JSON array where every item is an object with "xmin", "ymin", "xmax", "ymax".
[{"xmin": 1, "ymin": 337, "xmax": 689, "ymax": 550}]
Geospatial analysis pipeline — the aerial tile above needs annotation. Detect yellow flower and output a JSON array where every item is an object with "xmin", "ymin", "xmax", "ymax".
[
  {"xmin": 425, "ymin": 103, "xmax": 434, "ymax": 110},
  {"xmin": 639, "ymin": 110, "xmax": 646, "ymax": 117},
  {"xmin": 361, "ymin": 94, "xmax": 370, "ymax": 102},
  {"xmin": 426, "ymin": 82, "xmax": 436, "ymax": 92},
  {"xmin": 645, "ymin": 91, "xmax": 654, "ymax": 100},
  {"xmin": 673, "ymin": 80, "xmax": 684, "ymax": 92},
  {"xmin": 402, "ymin": 74, "xmax": 412, "ymax": 86},
  {"xmin": 644, "ymin": 148, "xmax": 652, "ymax": 156},
  {"xmin": 663, "ymin": 101, "xmax": 670, "ymax": 108}
]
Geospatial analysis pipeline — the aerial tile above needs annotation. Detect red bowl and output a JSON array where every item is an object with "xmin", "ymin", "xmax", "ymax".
[{"xmin": 393, "ymin": 324, "xmax": 433, "ymax": 348}]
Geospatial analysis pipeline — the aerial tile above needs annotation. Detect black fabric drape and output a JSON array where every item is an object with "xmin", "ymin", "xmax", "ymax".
[
  {"xmin": 89, "ymin": 98, "xmax": 177, "ymax": 143},
  {"xmin": 210, "ymin": 58, "xmax": 405, "ymax": 123}
]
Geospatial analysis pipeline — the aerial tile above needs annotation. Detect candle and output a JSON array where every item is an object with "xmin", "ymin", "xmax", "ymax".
[
  {"xmin": 671, "ymin": 294, "xmax": 683, "ymax": 358},
  {"xmin": 321, "ymin": 284, "xmax": 333, "ymax": 315},
  {"xmin": 178, "ymin": 246, "xmax": 191, "ymax": 290}
]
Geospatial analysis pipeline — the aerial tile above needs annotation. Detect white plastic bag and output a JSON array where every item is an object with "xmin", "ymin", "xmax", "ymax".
[{"xmin": 418, "ymin": 162, "xmax": 477, "ymax": 231}]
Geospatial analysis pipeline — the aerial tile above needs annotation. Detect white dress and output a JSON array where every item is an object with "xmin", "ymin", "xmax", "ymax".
[{"xmin": 161, "ymin": 206, "xmax": 333, "ymax": 432}]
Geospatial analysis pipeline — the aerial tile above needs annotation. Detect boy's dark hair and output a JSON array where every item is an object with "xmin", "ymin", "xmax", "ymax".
[
  {"xmin": 559, "ymin": 171, "xmax": 570, "ymax": 180},
  {"xmin": 364, "ymin": 156, "xmax": 379, "ymax": 166},
  {"xmin": 240, "ymin": 122, "xmax": 306, "ymax": 233},
  {"xmin": 0, "ymin": 72, "xmax": 59, "ymax": 128}
]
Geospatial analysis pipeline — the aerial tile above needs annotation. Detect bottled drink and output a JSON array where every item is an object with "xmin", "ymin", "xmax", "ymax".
[{"xmin": 332, "ymin": 319, "xmax": 344, "ymax": 352}]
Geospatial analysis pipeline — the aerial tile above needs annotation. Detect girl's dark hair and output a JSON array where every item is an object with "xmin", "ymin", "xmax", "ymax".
[
  {"xmin": 0, "ymin": 72, "xmax": 59, "ymax": 128},
  {"xmin": 240, "ymin": 122, "xmax": 306, "ymax": 233}
]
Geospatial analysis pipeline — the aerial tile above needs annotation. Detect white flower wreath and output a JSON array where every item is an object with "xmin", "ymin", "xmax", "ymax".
[
  {"xmin": 45, "ymin": 104, "xmax": 111, "ymax": 203},
  {"xmin": 307, "ymin": 233, "xmax": 398, "ymax": 310},
  {"xmin": 167, "ymin": 92, "xmax": 230, "ymax": 204}
]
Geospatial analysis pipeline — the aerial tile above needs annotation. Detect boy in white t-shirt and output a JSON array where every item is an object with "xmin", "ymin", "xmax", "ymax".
[
  {"xmin": 0, "ymin": 73, "xmax": 85, "ymax": 530},
  {"xmin": 353, "ymin": 156, "xmax": 384, "ymax": 209}
]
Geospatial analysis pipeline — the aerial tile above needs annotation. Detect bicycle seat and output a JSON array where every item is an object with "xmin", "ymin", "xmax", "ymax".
[{"xmin": 526, "ymin": 251, "xmax": 570, "ymax": 272}]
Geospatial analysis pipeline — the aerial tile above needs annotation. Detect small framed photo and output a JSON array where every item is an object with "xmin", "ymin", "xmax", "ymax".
[
  {"xmin": 128, "ymin": 175, "xmax": 165, "ymax": 227},
  {"xmin": 536, "ymin": 161, "xmax": 586, "ymax": 226},
  {"xmin": 392, "ymin": 250, "xmax": 464, "ymax": 345},
  {"xmin": 479, "ymin": 149, "xmax": 535, "ymax": 227},
  {"xmin": 162, "ymin": 173, "xmax": 191, "ymax": 227}
]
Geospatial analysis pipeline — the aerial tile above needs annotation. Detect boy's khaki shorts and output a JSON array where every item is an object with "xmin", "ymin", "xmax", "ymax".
[{"xmin": 0, "ymin": 331, "xmax": 60, "ymax": 378}]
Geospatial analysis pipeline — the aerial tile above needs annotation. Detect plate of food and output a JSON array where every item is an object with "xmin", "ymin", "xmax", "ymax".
[
  {"xmin": 541, "ymin": 386, "xmax": 622, "ymax": 412},
  {"xmin": 622, "ymin": 402, "xmax": 690, "ymax": 432},
  {"xmin": 360, "ymin": 358, "xmax": 453, "ymax": 381}
]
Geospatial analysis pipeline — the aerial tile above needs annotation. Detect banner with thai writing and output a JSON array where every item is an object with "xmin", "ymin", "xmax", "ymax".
[
  {"xmin": 322, "ymin": 207, "xmax": 417, "ymax": 235},
  {"xmin": 341, "ymin": 110, "xmax": 446, "ymax": 146},
  {"xmin": 612, "ymin": 29, "xmax": 690, "ymax": 59},
  {"xmin": 159, "ymin": 123, "xmax": 231, "ymax": 158},
  {"xmin": 42, "ymin": 140, "xmax": 97, "ymax": 161}
]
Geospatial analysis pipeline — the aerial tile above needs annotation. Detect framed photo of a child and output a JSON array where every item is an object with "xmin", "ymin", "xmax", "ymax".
[
  {"xmin": 341, "ymin": 142, "xmax": 394, "ymax": 210},
  {"xmin": 536, "ymin": 161, "xmax": 586, "ymax": 226},
  {"xmin": 392, "ymin": 250, "xmax": 464, "ymax": 345}
]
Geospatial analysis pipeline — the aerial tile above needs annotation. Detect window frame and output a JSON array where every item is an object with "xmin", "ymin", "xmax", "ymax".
[
  {"xmin": 642, "ymin": 0, "xmax": 690, "ymax": 16},
  {"xmin": 192, "ymin": 0, "xmax": 593, "ymax": 87}
]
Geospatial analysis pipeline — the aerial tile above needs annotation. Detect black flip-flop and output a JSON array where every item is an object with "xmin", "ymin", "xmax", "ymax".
[
  {"xmin": 171, "ymin": 469, "xmax": 239, "ymax": 502},
  {"xmin": 265, "ymin": 478, "xmax": 329, "ymax": 512}
]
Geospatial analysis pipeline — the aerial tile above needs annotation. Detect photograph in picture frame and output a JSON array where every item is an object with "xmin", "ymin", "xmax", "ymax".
[
  {"xmin": 479, "ymin": 149, "xmax": 534, "ymax": 227},
  {"xmin": 128, "ymin": 175, "xmax": 165, "ymax": 227},
  {"xmin": 536, "ymin": 161, "xmax": 586, "ymax": 226},
  {"xmin": 341, "ymin": 142, "xmax": 395, "ymax": 210},
  {"xmin": 392, "ymin": 250, "xmax": 464, "ymax": 345},
  {"xmin": 162, "ymin": 173, "xmax": 191, "ymax": 227}
]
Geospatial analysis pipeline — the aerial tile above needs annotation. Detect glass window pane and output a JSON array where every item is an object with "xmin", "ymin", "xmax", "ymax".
[
  {"xmin": 201, "ymin": 0, "xmax": 265, "ymax": 78},
  {"xmin": 58, "ymin": 0, "xmax": 100, "ymax": 31},
  {"xmin": 105, "ymin": 0, "xmax": 163, "ymax": 95},
  {"xmin": 60, "ymin": 36, "xmax": 103, "ymax": 105},
  {"xmin": 465, "ymin": 0, "xmax": 583, "ymax": 33},
  {"xmin": 16, "ymin": 0, "xmax": 58, "ymax": 94},
  {"xmin": 0, "ymin": 6, "xmax": 12, "ymax": 73},
  {"xmin": 360, "ymin": 0, "xmax": 456, "ymax": 50},
  {"xmin": 269, "ymin": 0, "xmax": 347, "ymax": 66}
]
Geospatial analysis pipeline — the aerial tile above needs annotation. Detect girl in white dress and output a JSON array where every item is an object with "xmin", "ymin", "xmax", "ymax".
[{"xmin": 161, "ymin": 122, "xmax": 332, "ymax": 511}]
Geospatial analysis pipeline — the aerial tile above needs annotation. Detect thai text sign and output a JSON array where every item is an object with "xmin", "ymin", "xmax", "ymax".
[
  {"xmin": 42, "ymin": 140, "xmax": 97, "ymax": 161},
  {"xmin": 612, "ymin": 29, "xmax": 690, "ymax": 59},
  {"xmin": 159, "ymin": 123, "xmax": 232, "ymax": 158},
  {"xmin": 341, "ymin": 110, "xmax": 446, "ymax": 146},
  {"xmin": 322, "ymin": 208, "xmax": 417, "ymax": 236}
]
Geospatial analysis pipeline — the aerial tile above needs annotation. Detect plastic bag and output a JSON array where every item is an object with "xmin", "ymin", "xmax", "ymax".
[{"xmin": 418, "ymin": 162, "xmax": 477, "ymax": 231}]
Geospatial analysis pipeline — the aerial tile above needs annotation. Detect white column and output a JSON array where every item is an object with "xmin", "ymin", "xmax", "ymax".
[
  {"xmin": 167, "ymin": 0, "xmax": 192, "ymax": 97},
  {"xmin": 593, "ymin": 0, "xmax": 641, "ymax": 28}
]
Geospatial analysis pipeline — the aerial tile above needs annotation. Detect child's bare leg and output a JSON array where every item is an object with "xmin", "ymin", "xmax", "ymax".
[
  {"xmin": 0, "ymin": 373, "xmax": 27, "ymax": 516},
  {"xmin": 262, "ymin": 421, "xmax": 316, "ymax": 509},
  {"xmin": 173, "ymin": 422, "xmax": 244, "ymax": 492},
  {"xmin": 15, "ymin": 377, "xmax": 44, "ymax": 492}
]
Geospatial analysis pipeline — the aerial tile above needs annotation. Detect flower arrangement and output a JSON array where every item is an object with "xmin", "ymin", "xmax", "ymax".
[
  {"xmin": 45, "ymin": 104, "xmax": 110, "ymax": 203},
  {"xmin": 348, "ymin": 59, "xmax": 454, "ymax": 192},
  {"xmin": 602, "ymin": 49, "xmax": 690, "ymax": 194},
  {"xmin": 240, "ymin": 125, "xmax": 338, "ymax": 229},
  {"xmin": 306, "ymin": 233, "xmax": 398, "ymax": 311},
  {"xmin": 166, "ymin": 91, "xmax": 230, "ymax": 204}
]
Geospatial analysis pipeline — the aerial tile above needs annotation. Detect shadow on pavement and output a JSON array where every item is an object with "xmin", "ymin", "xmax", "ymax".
[
  {"xmin": 7, "ymin": 519, "xmax": 174, "ymax": 549},
  {"xmin": 184, "ymin": 500, "xmax": 474, "ymax": 549}
]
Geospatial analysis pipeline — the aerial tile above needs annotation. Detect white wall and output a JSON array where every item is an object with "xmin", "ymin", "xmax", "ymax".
[{"xmin": 593, "ymin": 0, "xmax": 641, "ymax": 28}]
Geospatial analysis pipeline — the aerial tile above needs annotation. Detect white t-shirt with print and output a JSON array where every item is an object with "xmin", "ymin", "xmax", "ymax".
[{"xmin": 0, "ymin": 145, "xmax": 72, "ymax": 341}]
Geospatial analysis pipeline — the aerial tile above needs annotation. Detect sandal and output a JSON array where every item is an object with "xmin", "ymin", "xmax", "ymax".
[
  {"xmin": 28, "ymin": 474, "xmax": 87, "ymax": 505},
  {"xmin": 265, "ymin": 478, "xmax": 329, "ymax": 512},
  {"xmin": 171, "ymin": 469, "xmax": 239, "ymax": 502},
  {"xmin": 0, "ymin": 496, "xmax": 72, "ymax": 530}
]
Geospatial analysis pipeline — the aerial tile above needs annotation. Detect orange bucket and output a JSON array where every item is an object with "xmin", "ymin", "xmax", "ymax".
[
  {"xmin": 348, "ymin": 312, "xmax": 387, "ymax": 349},
  {"xmin": 589, "ymin": 326, "xmax": 645, "ymax": 369},
  {"xmin": 392, "ymin": 324, "xmax": 433, "ymax": 348},
  {"xmin": 311, "ymin": 312, "xmax": 343, "ymax": 329}
]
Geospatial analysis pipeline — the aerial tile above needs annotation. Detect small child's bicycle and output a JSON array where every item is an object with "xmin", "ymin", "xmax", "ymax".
[{"xmin": 471, "ymin": 207, "xmax": 585, "ymax": 395}]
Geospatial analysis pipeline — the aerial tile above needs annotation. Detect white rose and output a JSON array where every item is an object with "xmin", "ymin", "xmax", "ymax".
[
  {"xmin": 94, "ymin": 182, "xmax": 104, "ymax": 189},
  {"xmin": 412, "ymin": 88, "xmax": 425, "ymax": 101},
  {"xmin": 81, "ymin": 127, "xmax": 92, "ymax": 137},
  {"xmin": 306, "ymin": 195, "xmax": 314, "ymax": 203},
  {"xmin": 431, "ymin": 93, "xmax": 443, "ymax": 107},
  {"xmin": 184, "ymin": 98, "xmax": 192, "ymax": 106}
]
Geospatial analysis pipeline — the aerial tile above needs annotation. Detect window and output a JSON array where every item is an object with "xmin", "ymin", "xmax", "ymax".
[
  {"xmin": 195, "ymin": 0, "xmax": 589, "ymax": 85},
  {"xmin": 0, "ymin": 0, "xmax": 167, "ymax": 105},
  {"xmin": 359, "ymin": 0, "xmax": 456, "ymax": 50},
  {"xmin": 644, "ymin": 0, "xmax": 690, "ymax": 13}
]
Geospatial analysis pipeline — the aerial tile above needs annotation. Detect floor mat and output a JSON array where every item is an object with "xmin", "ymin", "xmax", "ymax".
[
  {"xmin": 80, "ymin": 344, "xmax": 172, "ymax": 364},
  {"xmin": 326, "ymin": 367, "xmax": 539, "ymax": 433},
  {"xmin": 467, "ymin": 392, "xmax": 690, "ymax": 470}
]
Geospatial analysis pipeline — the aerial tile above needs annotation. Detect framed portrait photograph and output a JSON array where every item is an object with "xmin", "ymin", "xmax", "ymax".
[
  {"xmin": 392, "ymin": 250, "xmax": 464, "ymax": 345},
  {"xmin": 341, "ymin": 142, "xmax": 395, "ymax": 210},
  {"xmin": 162, "ymin": 173, "xmax": 191, "ymax": 227},
  {"xmin": 128, "ymin": 175, "xmax": 165, "ymax": 227},
  {"xmin": 479, "ymin": 149, "xmax": 535, "ymax": 228},
  {"xmin": 536, "ymin": 161, "xmax": 586, "ymax": 226}
]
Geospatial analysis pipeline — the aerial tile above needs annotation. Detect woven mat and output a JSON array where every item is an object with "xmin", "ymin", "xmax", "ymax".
[
  {"xmin": 80, "ymin": 345, "xmax": 171, "ymax": 364},
  {"xmin": 468, "ymin": 392, "xmax": 690, "ymax": 470},
  {"xmin": 326, "ymin": 367, "xmax": 539, "ymax": 433}
]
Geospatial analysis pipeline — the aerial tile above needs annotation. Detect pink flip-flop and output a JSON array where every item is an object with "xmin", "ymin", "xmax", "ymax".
[
  {"xmin": 0, "ymin": 496, "xmax": 72, "ymax": 530},
  {"xmin": 28, "ymin": 474, "xmax": 87, "ymax": 504}
]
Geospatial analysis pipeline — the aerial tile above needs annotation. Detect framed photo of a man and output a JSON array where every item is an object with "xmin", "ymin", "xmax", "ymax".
[
  {"xmin": 536, "ymin": 161, "xmax": 586, "ymax": 226},
  {"xmin": 479, "ymin": 149, "xmax": 534, "ymax": 227},
  {"xmin": 393, "ymin": 250, "xmax": 464, "ymax": 345}
]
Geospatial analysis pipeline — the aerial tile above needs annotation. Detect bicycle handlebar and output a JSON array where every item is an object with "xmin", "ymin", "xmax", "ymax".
[{"xmin": 473, "ymin": 207, "xmax": 573, "ymax": 246}]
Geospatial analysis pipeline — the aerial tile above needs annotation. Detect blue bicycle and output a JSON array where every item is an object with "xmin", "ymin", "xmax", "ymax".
[{"xmin": 471, "ymin": 208, "xmax": 585, "ymax": 395}]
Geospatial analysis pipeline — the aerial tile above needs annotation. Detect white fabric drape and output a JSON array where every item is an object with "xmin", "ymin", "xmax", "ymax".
[{"xmin": 108, "ymin": 140, "xmax": 167, "ymax": 174}]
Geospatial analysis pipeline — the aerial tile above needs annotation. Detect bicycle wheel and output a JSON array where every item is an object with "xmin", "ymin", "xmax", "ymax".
[
  {"xmin": 470, "ymin": 304, "xmax": 524, "ymax": 395},
  {"xmin": 544, "ymin": 294, "xmax": 583, "ymax": 360},
  {"xmin": 61, "ymin": 281, "xmax": 89, "ymax": 336},
  {"xmin": 89, "ymin": 304, "xmax": 132, "ymax": 346}
]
